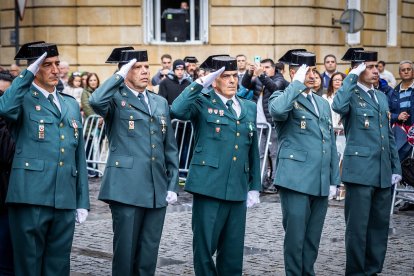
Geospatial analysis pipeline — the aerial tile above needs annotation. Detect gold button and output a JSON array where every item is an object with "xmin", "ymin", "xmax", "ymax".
[
  {"xmin": 355, "ymin": 152, "xmax": 359, "ymax": 155},
  {"xmin": 130, "ymin": 116, "xmax": 133, "ymax": 120},
  {"xmin": 151, "ymin": 157, "xmax": 155, "ymax": 161},
  {"xmin": 236, "ymin": 132, "xmax": 240, "ymax": 136},
  {"xmin": 233, "ymin": 157, "xmax": 237, "ymax": 161},
  {"xmin": 151, "ymin": 131, "xmax": 155, "ymax": 134},
  {"xmin": 25, "ymin": 162, "xmax": 29, "ymax": 167},
  {"xmin": 115, "ymin": 75, "xmax": 120, "ymax": 80},
  {"xmin": 216, "ymin": 120, "xmax": 220, "ymax": 123},
  {"xmin": 59, "ymin": 122, "xmax": 64, "ymax": 128},
  {"xmin": 235, "ymin": 145, "xmax": 238, "ymax": 149},
  {"xmin": 302, "ymin": 116, "xmax": 305, "ymax": 119},
  {"xmin": 115, "ymin": 161, "xmax": 119, "ymax": 166},
  {"xmin": 381, "ymin": 135, "xmax": 384, "ymax": 139},
  {"xmin": 323, "ymin": 150, "xmax": 325, "ymax": 154},
  {"xmin": 59, "ymin": 161, "xmax": 64, "ymax": 166},
  {"xmin": 380, "ymin": 124, "xmax": 383, "ymax": 127},
  {"xmin": 40, "ymin": 119, "xmax": 44, "ymax": 123},
  {"xmin": 289, "ymin": 155, "xmax": 293, "ymax": 158},
  {"xmin": 152, "ymin": 144, "xmax": 156, "ymax": 148},
  {"xmin": 191, "ymin": 87, "xmax": 194, "ymax": 90},
  {"xmin": 202, "ymin": 161, "xmax": 205, "ymax": 164},
  {"xmin": 61, "ymin": 135, "xmax": 65, "ymax": 140},
  {"xmin": 237, "ymin": 121, "xmax": 240, "ymax": 125},
  {"xmin": 61, "ymin": 148, "xmax": 65, "ymax": 153},
  {"xmin": 150, "ymin": 118, "xmax": 154, "ymax": 122},
  {"xmin": 364, "ymin": 113, "xmax": 367, "ymax": 116},
  {"xmin": 20, "ymin": 75, "xmax": 23, "ymax": 78},
  {"xmin": 382, "ymin": 147, "xmax": 385, "ymax": 151},
  {"xmin": 322, "ymin": 139, "xmax": 325, "ymax": 143}
]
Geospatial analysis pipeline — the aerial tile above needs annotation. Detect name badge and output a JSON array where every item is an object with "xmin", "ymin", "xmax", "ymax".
[
  {"xmin": 301, "ymin": 120, "xmax": 306, "ymax": 129},
  {"xmin": 129, "ymin": 120, "xmax": 135, "ymax": 130},
  {"xmin": 38, "ymin": 124, "xmax": 45, "ymax": 139}
]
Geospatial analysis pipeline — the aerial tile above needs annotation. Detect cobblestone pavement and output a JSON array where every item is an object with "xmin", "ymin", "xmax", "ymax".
[{"xmin": 71, "ymin": 179, "xmax": 414, "ymax": 275}]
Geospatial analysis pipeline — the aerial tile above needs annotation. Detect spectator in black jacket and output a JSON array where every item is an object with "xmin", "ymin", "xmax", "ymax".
[
  {"xmin": 158, "ymin": 59, "xmax": 191, "ymax": 105},
  {"xmin": 0, "ymin": 70, "xmax": 15, "ymax": 275},
  {"xmin": 242, "ymin": 58, "xmax": 287, "ymax": 192}
]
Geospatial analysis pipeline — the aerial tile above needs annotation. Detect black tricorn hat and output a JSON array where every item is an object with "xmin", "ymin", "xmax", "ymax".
[
  {"xmin": 105, "ymin": 47, "xmax": 148, "ymax": 63},
  {"xmin": 15, "ymin": 41, "xmax": 59, "ymax": 60},
  {"xmin": 211, "ymin": 56, "xmax": 238, "ymax": 71},
  {"xmin": 352, "ymin": 50, "xmax": 378, "ymax": 62},
  {"xmin": 199, "ymin": 55, "xmax": 230, "ymax": 70},
  {"xmin": 184, "ymin": 56, "xmax": 198, "ymax": 63},
  {"xmin": 105, "ymin": 47, "xmax": 134, "ymax": 63},
  {"xmin": 341, "ymin": 47, "xmax": 364, "ymax": 61},
  {"xmin": 290, "ymin": 51, "xmax": 316, "ymax": 66},
  {"xmin": 278, "ymin": 49, "xmax": 307, "ymax": 64}
]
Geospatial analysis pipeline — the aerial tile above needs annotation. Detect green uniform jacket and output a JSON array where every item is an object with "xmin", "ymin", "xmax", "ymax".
[
  {"xmin": 0, "ymin": 69, "xmax": 89, "ymax": 210},
  {"xmin": 171, "ymin": 82, "xmax": 261, "ymax": 201},
  {"xmin": 89, "ymin": 74, "xmax": 179, "ymax": 208},
  {"xmin": 269, "ymin": 80, "xmax": 340, "ymax": 196},
  {"xmin": 332, "ymin": 73, "xmax": 401, "ymax": 187}
]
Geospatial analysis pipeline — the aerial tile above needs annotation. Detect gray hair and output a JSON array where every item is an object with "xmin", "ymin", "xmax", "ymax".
[{"xmin": 399, "ymin": 60, "xmax": 413, "ymax": 69}]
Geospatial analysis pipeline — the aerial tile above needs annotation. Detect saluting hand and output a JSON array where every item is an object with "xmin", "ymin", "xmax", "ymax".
[
  {"xmin": 116, "ymin": 58, "xmax": 137, "ymax": 79},
  {"xmin": 246, "ymin": 190, "xmax": 260, "ymax": 208},
  {"xmin": 196, "ymin": 66, "xmax": 225, "ymax": 88},
  {"xmin": 350, "ymin": 63, "xmax": 366, "ymax": 76},
  {"xmin": 76, "ymin": 208, "xmax": 89, "ymax": 224},
  {"xmin": 166, "ymin": 191, "xmax": 178, "ymax": 204},
  {"xmin": 292, "ymin": 64, "xmax": 308, "ymax": 83},
  {"xmin": 27, "ymin": 52, "xmax": 47, "ymax": 75},
  {"xmin": 391, "ymin": 174, "xmax": 402, "ymax": 185}
]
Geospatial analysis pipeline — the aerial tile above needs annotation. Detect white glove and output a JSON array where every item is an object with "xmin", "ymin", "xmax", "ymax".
[
  {"xmin": 76, "ymin": 208, "xmax": 88, "ymax": 224},
  {"xmin": 349, "ymin": 63, "xmax": 366, "ymax": 76},
  {"xmin": 166, "ymin": 191, "xmax": 177, "ymax": 204},
  {"xmin": 292, "ymin": 64, "xmax": 308, "ymax": 83},
  {"xmin": 391, "ymin": 174, "xmax": 402, "ymax": 185},
  {"xmin": 27, "ymin": 52, "xmax": 47, "ymax": 75},
  {"xmin": 116, "ymin": 58, "xmax": 137, "ymax": 79},
  {"xmin": 196, "ymin": 66, "xmax": 225, "ymax": 88},
  {"xmin": 246, "ymin": 190, "xmax": 260, "ymax": 208}
]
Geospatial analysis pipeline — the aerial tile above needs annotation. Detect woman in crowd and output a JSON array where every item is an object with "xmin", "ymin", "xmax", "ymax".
[
  {"xmin": 81, "ymin": 71, "xmax": 89, "ymax": 89},
  {"xmin": 81, "ymin": 73, "xmax": 101, "ymax": 178},
  {"xmin": 323, "ymin": 71, "xmax": 347, "ymax": 200},
  {"xmin": 63, "ymin": 72, "xmax": 83, "ymax": 105}
]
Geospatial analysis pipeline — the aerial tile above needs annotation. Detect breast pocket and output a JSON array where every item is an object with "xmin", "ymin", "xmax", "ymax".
[
  {"xmin": 119, "ymin": 110, "xmax": 145, "ymax": 137},
  {"xmin": 356, "ymin": 108, "xmax": 374, "ymax": 130},
  {"xmin": 205, "ymin": 116, "xmax": 229, "ymax": 140},
  {"xmin": 29, "ymin": 113, "xmax": 54, "ymax": 142}
]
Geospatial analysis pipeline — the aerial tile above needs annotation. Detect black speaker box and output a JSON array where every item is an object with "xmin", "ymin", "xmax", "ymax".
[{"xmin": 164, "ymin": 9, "xmax": 187, "ymax": 42}]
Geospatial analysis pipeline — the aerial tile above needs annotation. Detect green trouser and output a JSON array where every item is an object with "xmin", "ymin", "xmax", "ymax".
[
  {"xmin": 8, "ymin": 204, "xmax": 75, "ymax": 276},
  {"xmin": 279, "ymin": 188, "xmax": 328, "ymax": 276},
  {"xmin": 344, "ymin": 183, "xmax": 391, "ymax": 276},
  {"xmin": 110, "ymin": 202, "xmax": 166, "ymax": 276},
  {"xmin": 192, "ymin": 194, "xmax": 247, "ymax": 276}
]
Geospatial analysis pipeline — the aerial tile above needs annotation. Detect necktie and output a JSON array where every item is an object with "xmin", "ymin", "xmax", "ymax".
[
  {"xmin": 367, "ymin": 90, "xmax": 378, "ymax": 105},
  {"xmin": 138, "ymin": 93, "xmax": 150, "ymax": 114},
  {"xmin": 306, "ymin": 94, "xmax": 316, "ymax": 113},
  {"xmin": 47, "ymin": 94, "xmax": 61, "ymax": 117},
  {"xmin": 226, "ymin": 99, "xmax": 237, "ymax": 118}
]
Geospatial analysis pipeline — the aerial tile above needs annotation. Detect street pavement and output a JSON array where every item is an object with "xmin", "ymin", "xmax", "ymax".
[{"xmin": 70, "ymin": 178, "xmax": 414, "ymax": 275}]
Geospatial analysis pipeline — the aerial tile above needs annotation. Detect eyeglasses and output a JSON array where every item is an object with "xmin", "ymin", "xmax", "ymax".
[
  {"xmin": 400, "ymin": 68, "xmax": 413, "ymax": 73},
  {"xmin": 332, "ymin": 78, "xmax": 343, "ymax": 81},
  {"xmin": 160, "ymin": 74, "xmax": 167, "ymax": 77}
]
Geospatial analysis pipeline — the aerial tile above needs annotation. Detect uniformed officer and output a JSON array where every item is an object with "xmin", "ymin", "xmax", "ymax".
[
  {"xmin": 268, "ymin": 50, "xmax": 340, "ymax": 276},
  {"xmin": 171, "ymin": 56, "xmax": 261, "ymax": 276},
  {"xmin": 0, "ymin": 41, "xmax": 89, "ymax": 276},
  {"xmin": 89, "ymin": 47, "xmax": 179, "ymax": 276},
  {"xmin": 332, "ymin": 50, "xmax": 402, "ymax": 276}
]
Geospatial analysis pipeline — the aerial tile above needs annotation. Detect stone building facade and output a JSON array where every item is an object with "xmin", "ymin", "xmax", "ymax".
[{"xmin": 0, "ymin": 0, "xmax": 413, "ymax": 80}]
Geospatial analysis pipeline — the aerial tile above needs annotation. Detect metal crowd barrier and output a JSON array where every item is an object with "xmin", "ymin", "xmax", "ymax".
[
  {"xmin": 257, "ymin": 122, "xmax": 272, "ymax": 184},
  {"xmin": 83, "ymin": 115, "xmax": 108, "ymax": 176},
  {"xmin": 171, "ymin": 119, "xmax": 273, "ymax": 185},
  {"xmin": 390, "ymin": 147, "xmax": 414, "ymax": 215}
]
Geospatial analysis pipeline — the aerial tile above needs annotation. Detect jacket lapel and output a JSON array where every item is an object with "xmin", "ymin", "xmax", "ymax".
[
  {"xmin": 147, "ymin": 90, "xmax": 158, "ymax": 115},
  {"xmin": 121, "ymin": 85, "xmax": 149, "ymax": 115},
  {"xmin": 236, "ymin": 95, "xmax": 247, "ymax": 120},
  {"xmin": 355, "ymin": 86, "xmax": 379, "ymax": 111},
  {"xmin": 31, "ymin": 85, "xmax": 60, "ymax": 117},
  {"xmin": 57, "ymin": 93, "xmax": 68, "ymax": 120},
  {"xmin": 297, "ymin": 94, "xmax": 319, "ymax": 117}
]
